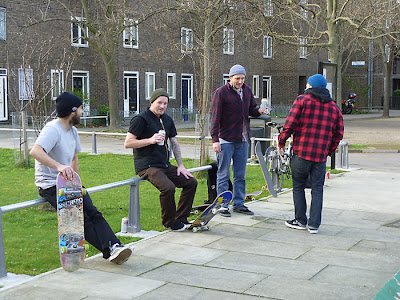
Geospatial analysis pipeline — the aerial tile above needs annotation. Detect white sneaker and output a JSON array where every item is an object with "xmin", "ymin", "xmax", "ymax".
[{"xmin": 109, "ymin": 244, "xmax": 133, "ymax": 264}]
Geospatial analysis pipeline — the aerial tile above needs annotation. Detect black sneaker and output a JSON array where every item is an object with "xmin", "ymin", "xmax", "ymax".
[
  {"xmin": 219, "ymin": 208, "xmax": 231, "ymax": 217},
  {"xmin": 233, "ymin": 205, "xmax": 254, "ymax": 215},
  {"xmin": 308, "ymin": 226, "xmax": 319, "ymax": 234},
  {"xmin": 179, "ymin": 219, "xmax": 193, "ymax": 229},
  {"xmin": 285, "ymin": 219, "xmax": 307, "ymax": 230},
  {"xmin": 109, "ymin": 244, "xmax": 133, "ymax": 264},
  {"xmin": 168, "ymin": 221, "xmax": 187, "ymax": 231}
]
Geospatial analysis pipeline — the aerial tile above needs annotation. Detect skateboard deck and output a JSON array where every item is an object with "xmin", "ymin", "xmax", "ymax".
[
  {"xmin": 56, "ymin": 171, "xmax": 88, "ymax": 272},
  {"xmin": 255, "ymin": 142, "xmax": 278, "ymax": 197},
  {"xmin": 188, "ymin": 191, "xmax": 232, "ymax": 232},
  {"xmin": 245, "ymin": 190, "xmax": 262, "ymax": 201}
]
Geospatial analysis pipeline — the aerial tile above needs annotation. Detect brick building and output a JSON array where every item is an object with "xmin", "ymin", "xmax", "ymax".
[{"xmin": 2, "ymin": 0, "xmax": 384, "ymax": 124}]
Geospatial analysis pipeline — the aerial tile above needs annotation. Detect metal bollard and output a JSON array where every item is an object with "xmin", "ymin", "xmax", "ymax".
[
  {"xmin": 92, "ymin": 132, "xmax": 97, "ymax": 154},
  {"xmin": 338, "ymin": 141, "xmax": 349, "ymax": 169},
  {"xmin": 127, "ymin": 177, "xmax": 142, "ymax": 233},
  {"xmin": 250, "ymin": 137, "xmax": 256, "ymax": 158}
]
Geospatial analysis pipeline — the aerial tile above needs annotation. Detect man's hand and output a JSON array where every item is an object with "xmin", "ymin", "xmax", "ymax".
[
  {"xmin": 213, "ymin": 142, "xmax": 221, "ymax": 153},
  {"xmin": 58, "ymin": 165, "xmax": 75, "ymax": 181},
  {"xmin": 176, "ymin": 165, "xmax": 194, "ymax": 179},
  {"xmin": 278, "ymin": 147, "xmax": 285, "ymax": 156}
]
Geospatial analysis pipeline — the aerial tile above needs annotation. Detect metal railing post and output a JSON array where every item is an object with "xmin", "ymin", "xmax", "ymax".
[
  {"xmin": 92, "ymin": 132, "xmax": 97, "ymax": 154},
  {"xmin": 127, "ymin": 178, "xmax": 141, "ymax": 233},
  {"xmin": 0, "ymin": 208, "xmax": 7, "ymax": 278},
  {"xmin": 250, "ymin": 137, "xmax": 256, "ymax": 158},
  {"xmin": 338, "ymin": 141, "xmax": 349, "ymax": 169}
]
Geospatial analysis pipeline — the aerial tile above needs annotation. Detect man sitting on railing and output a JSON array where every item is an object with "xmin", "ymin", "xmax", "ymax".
[
  {"xmin": 30, "ymin": 92, "xmax": 132, "ymax": 264},
  {"xmin": 124, "ymin": 88, "xmax": 198, "ymax": 232}
]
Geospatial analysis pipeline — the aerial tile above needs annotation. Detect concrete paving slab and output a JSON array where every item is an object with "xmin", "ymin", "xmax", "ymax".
[
  {"xmin": 153, "ymin": 230, "xmax": 224, "ymax": 246},
  {"xmin": 258, "ymin": 228, "xmax": 360, "ymax": 250},
  {"xmin": 246, "ymin": 275, "xmax": 374, "ymax": 300},
  {"xmin": 349, "ymin": 239, "xmax": 400, "ymax": 256},
  {"xmin": 203, "ymin": 223, "xmax": 272, "ymax": 239},
  {"xmin": 298, "ymin": 247, "xmax": 400, "ymax": 273},
  {"xmin": 312, "ymin": 265, "xmax": 393, "ymax": 290},
  {"xmin": 336, "ymin": 226, "xmax": 400, "ymax": 243},
  {"xmin": 133, "ymin": 241, "xmax": 227, "ymax": 265},
  {"xmin": 140, "ymin": 262, "xmax": 266, "ymax": 293},
  {"xmin": 206, "ymin": 251, "xmax": 326, "ymax": 279},
  {"xmin": 207, "ymin": 236, "xmax": 312, "ymax": 259}
]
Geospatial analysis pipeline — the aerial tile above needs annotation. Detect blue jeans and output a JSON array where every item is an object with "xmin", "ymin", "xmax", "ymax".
[
  {"xmin": 291, "ymin": 155, "xmax": 326, "ymax": 228},
  {"xmin": 216, "ymin": 141, "xmax": 248, "ymax": 209}
]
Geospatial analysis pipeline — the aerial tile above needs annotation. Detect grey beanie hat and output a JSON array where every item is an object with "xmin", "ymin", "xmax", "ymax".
[
  {"xmin": 229, "ymin": 64, "xmax": 246, "ymax": 77},
  {"xmin": 149, "ymin": 88, "xmax": 169, "ymax": 103},
  {"xmin": 55, "ymin": 92, "xmax": 83, "ymax": 118}
]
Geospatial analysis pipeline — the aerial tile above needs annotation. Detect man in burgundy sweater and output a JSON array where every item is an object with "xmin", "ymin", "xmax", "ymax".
[{"xmin": 279, "ymin": 74, "xmax": 344, "ymax": 234}]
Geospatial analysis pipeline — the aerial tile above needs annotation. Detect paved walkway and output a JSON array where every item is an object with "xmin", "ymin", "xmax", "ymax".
[{"xmin": 1, "ymin": 152, "xmax": 400, "ymax": 299}]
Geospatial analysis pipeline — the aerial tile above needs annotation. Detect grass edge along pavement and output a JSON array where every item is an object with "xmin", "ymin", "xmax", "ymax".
[{"xmin": 0, "ymin": 148, "xmax": 275, "ymax": 276}]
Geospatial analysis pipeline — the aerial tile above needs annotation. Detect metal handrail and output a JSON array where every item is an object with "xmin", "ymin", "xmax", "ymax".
[{"xmin": 0, "ymin": 165, "xmax": 212, "ymax": 278}]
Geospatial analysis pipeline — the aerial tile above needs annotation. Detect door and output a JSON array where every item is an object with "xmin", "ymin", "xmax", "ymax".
[
  {"xmin": 0, "ymin": 69, "xmax": 8, "ymax": 121},
  {"xmin": 181, "ymin": 74, "xmax": 193, "ymax": 112},
  {"xmin": 124, "ymin": 72, "xmax": 139, "ymax": 117}
]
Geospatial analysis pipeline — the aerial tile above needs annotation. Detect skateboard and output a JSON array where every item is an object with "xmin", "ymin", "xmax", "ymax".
[
  {"xmin": 190, "ymin": 204, "xmax": 210, "ymax": 215},
  {"xmin": 255, "ymin": 142, "xmax": 278, "ymax": 197},
  {"xmin": 188, "ymin": 191, "xmax": 233, "ymax": 232},
  {"xmin": 245, "ymin": 190, "xmax": 262, "ymax": 201},
  {"xmin": 56, "ymin": 171, "xmax": 89, "ymax": 272}
]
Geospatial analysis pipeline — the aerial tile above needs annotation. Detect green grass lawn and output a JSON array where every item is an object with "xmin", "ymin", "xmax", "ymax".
[{"xmin": 0, "ymin": 148, "xmax": 273, "ymax": 276}]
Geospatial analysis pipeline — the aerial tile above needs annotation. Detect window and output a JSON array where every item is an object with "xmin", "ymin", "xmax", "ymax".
[
  {"xmin": 51, "ymin": 70, "xmax": 64, "ymax": 100},
  {"xmin": 327, "ymin": 48, "xmax": 331, "ymax": 62},
  {"xmin": 299, "ymin": 38, "xmax": 307, "ymax": 59},
  {"xmin": 124, "ymin": 72, "xmax": 139, "ymax": 116},
  {"xmin": 0, "ymin": 7, "xmax": 6, "ymax": 40},
  {"xmin": 223, "ymin": 28, "xmax": 234, "ymax": 55},
  {"xmin": 167, "ymin": 73, "xmax": 176, "ymax": 99},
  {"xmin": 385, "ymin": 44, "xmax": 390, "ymax": 63},
  {"xmin": 145, "ymin": 72, "xmax": 155, "ymax": 100},
  {"xmin": 264, "ymin": 0, "xmax": 273, "ymax": 17},
  {"xmin": 181, "ymin": 27, "xmax": 193, "ymax": 54},
  {"xmin": 123, "ymin": 19, "xmax": 138, "ymax": 49},
  {"xmin": 263, "ymin": 36, "xmax": 272, "ymax": 58},
  {"xmin": 262, "ymin": 76, "xmax": 271, "ymax": 103},
  {"xmin": 18, "ymin": 68, "xmax": 34, "ymax": 101},
  {"xmin": 72, "ymin": 71, "xmax": 90, "ymax": 116},
  {"xmin": 300, "ymin": 0, "xmax": 308, "ymax": 19},
  {"xmin": 71, "ymin": 17, "xmax": 88, "ymax": 47},
  {"xmin": 253, "ymin": 75, "xmax": 259, "ymax": 98},
  {"xmin": 223, "ymin": 74, "xmax": 230, "ymax": 85}
]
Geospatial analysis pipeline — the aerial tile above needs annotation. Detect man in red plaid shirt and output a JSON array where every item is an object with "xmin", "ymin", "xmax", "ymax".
[{"xmin": 279, "ymin": 74, "xmax": 344, "ymax": 234}]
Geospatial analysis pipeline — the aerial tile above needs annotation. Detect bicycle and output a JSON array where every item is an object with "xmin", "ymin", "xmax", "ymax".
[{"xmin": 264, "ymin": 122, "xmax": 292, "ymax": 193}]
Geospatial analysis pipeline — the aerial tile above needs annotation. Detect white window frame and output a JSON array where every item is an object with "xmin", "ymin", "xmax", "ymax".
[
  {"xmin": 300, "ymin": 0, "xmax": 308, "ymax": 19},
  {"xmin": 71, "ymin": 16, "xmax": 88, "ymax": 47},
  {"xmin": 145, "ymin": 72, "xmax": 155, "ymax": 100},
  {"xmin": 263, "ymin": 76, "xmax": 271, "ymax": 104},
  {"xmin": 124, "ymin": 71, "xmax": 139, "ymax": 116},
  {"xmin": 181, "ymin": 27, "xmax": 193, "ymax": 54},
  {"xmin": 0, "ymin": 7, "xmax": 6, "ymax": 40},
  {"xmin": 299, "ymin": 38, "xmax": 307, "ymax": 59},
  {"xmin": 167, "ymin": 73, "xmax": 176, "ymax": 99},
  {"xmin": 72, "ymin": 71, "xmax": 90, "ymax": 116},
  {"xmin": 223, "ymin": 28, "xmax": 234, "ymax": 55},
  {"xmin": 264, "ymin": 0, "xmax": 273, "ymax": 17},
  {"xmin": 18, "ymin": 68, "xmax": 34, "ymax": 101},
  {"xmin": 253, "ymin": 75, "xmax": 260, "ymax": 98},
  {"xmin": 0, "ymin": 69, "xmax": 8, "ymax": 121},
  {"xmin": 263, "ymin": 35, "xmax": 272, "ymax": 58},
  {"xmin": 123, "ymin": 19, "xmax": 138, "ymax": 49},
  {"xmin": 51, "ymin": 69, "xmax": 64, "ymax": 100},
  {"xmin": 223, "ymin": 74, "xmax": 230, "ymax": 85}
]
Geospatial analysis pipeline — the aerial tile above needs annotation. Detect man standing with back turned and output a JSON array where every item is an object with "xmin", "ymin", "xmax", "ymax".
[
  {"xmin": 279, "ymin": 74, "xmax": 344, "ymax": 234},
  {"xmin": 211, "ymin": 64, "xmax": 269, "ymax": 217}
]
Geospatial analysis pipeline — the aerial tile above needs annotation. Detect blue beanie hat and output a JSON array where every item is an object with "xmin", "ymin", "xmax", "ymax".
[
  {"xmin": 307, "ymin": 74, "xmax": 327, "ymax": 88},
  {"xmin": 229, "ymin": 64, "xmax": 246, "ymax": 77}
]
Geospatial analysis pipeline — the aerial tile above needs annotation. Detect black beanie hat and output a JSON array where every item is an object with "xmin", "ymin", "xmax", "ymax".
[
  {"xmin": 149, "ymin": 88, "xmax": 169, "ymax": 103},
  {"xmin": 55, "ymin": 92, "xmax": 83, "ymax": 118}
]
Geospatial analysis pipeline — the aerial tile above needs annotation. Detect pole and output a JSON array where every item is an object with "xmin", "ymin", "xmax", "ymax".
[{"xmin": 0, "ymin": 209, "xmax": 7, "ymax": 278}]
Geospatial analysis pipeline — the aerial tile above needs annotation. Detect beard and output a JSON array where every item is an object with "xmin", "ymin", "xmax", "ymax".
[{"xmin": 71, "ymin": 113, "xmax": 81, "ymax": 126}]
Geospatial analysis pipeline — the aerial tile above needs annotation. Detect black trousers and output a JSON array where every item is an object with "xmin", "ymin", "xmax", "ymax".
[{"xmin": 39, "ymin": 185, "xmax": 120, "ymax": 259}]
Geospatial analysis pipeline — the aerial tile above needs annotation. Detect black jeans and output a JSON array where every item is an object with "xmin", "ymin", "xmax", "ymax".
[
  {"xmin": 39, "ymin": 185, "xmax": 120, "ymax": 259},
  {"xmin": 139, "ymin": 165, "xmax": 197, "ymax": 227}
]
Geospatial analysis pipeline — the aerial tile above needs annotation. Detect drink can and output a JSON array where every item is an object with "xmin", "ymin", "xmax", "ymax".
[
  {"xmin": 121, "ymin": 217, "xmax": 129, "ymax": 233},
  {"xmin": 158, "ymin": 130, "xmax": 166, "ymax": 146}
]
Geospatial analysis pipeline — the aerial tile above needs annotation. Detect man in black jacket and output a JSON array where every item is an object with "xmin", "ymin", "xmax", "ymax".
[{"xmin": 124, "ymin": 89, "xmax": 197, "ymax": 231}]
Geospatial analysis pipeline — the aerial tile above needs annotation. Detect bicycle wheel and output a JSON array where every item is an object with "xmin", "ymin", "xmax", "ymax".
[{"xmin": 264, "ymin": 146, "xmax": 284, "ymax": 193}]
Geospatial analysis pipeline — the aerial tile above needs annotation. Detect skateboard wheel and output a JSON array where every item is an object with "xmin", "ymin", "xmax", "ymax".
[
  {"xmin": 61, "ymin": 246, "xmax": 68, "ymax": 253},
  {"xmin": 251, "ymin": 155, "xmax": 256, "ymax": 159},
  {"xmin": 193, "ymin": 210, "xmax": 199, "ymax": 215},
  {"xmin": 85, "ymin": 244, "xmax": 89, "ymax": 251},
  {"xmin": 212, "ymin": 208, "xmax": 218, "ymax": 214},
  {"xmin": 252, "ymin": 197, "xmax": 255, "ymax": 201},
  {"xmin": 82, "ymin": 188, "xmax": 87, "ymax": 196},
  {"xmin": 59, "ymin": 189, "xmax": 65, "ymax": 196},
  {"xmin": 262, "ymin": 186, "xmax": 267, "ymax": 191},
  {"xmin": 192, "ymin": 227, "xmax": 198, "ymax": 233}
]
